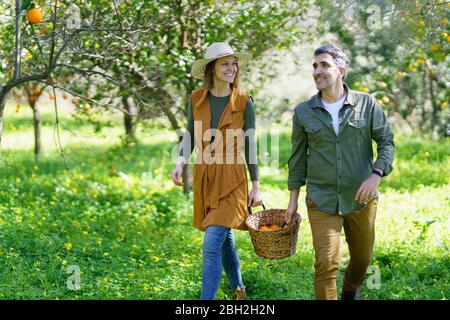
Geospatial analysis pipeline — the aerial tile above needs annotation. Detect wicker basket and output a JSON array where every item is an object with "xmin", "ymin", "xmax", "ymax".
[{"xmin": 245, "ymin": 207, "xmax": 301, "ymax": 260}]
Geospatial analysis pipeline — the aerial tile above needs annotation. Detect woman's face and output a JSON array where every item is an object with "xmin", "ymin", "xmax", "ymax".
[{"xmin": 213, "ymin": 56, "xmax": 238, "ymax": 85}]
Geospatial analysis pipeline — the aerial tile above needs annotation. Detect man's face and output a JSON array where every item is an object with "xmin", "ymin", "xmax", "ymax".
[{"xmin": 313, "ymin": 53, "xmax": 345, "ymax": 91}]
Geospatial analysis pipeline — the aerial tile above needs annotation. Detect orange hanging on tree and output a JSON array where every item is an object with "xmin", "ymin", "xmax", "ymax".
[
  {"xmin": 27, "ymin": 7, "xmax": 43, "ymax": 24},
  {"xmin": 28, "ymin": 95, "xmax": 37, "ymax": 104}
]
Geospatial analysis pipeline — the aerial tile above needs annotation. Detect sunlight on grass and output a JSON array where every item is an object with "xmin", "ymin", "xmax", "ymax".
[{"xmin": 0, "ymin": 106, "xmax": 448, "ymax": 300}]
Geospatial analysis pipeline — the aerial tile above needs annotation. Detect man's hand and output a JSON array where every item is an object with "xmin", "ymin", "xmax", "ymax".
[
  {"xmin": 355, "ymin": 174, "xmax": 381, "ymax": 204},
  {"xmin": 285, "ymin": 188, "xmax": 300, "ymax": 224},
  {"xmin": 285, "ymin": 202, "xmax": 299, "ymax": 225}
]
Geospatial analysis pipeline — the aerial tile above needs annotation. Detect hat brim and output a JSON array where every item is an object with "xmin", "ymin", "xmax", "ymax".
[{"xmin": 191, "ymin": 52, "xmax": 251, "ymax": 80}]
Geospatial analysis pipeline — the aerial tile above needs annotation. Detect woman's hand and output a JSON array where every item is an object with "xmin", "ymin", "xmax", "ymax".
[
  {"xmin": 248, "ymin": 181, "xmax": 262, "ymax": 207},
  {"xmin": 171, "ymin": 157, "xmax": 186, "ymax": 186}
]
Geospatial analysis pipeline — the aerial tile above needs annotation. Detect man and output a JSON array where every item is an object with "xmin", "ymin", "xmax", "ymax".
[{"xmin": 285, "ymin": 44, "xmax": 394, "ymax": 300}]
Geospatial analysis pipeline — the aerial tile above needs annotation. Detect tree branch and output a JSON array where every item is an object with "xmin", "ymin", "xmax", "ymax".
[{"xmin": 13, "ymin": 0, "xmax": 22, "ymax": 80}]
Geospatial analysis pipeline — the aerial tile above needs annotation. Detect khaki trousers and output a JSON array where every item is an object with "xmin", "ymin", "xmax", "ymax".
[{"xmin": 307, "ymin": 198, "xmax": 378, "ymax": 300}]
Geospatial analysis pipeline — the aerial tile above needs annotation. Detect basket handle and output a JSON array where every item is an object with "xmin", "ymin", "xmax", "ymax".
[{"xmin": 248, "ymin": 203, "xmax": 266, "ymax": 215}]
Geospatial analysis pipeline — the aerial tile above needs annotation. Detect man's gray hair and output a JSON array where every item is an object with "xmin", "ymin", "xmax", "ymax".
[{"xmin": 314, "ymin": 44, "xmax": 351, "ymax": 79}]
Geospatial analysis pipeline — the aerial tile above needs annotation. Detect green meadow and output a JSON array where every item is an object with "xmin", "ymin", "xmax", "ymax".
[{"xmin": 0, "ymin": 105, "xmax": 448, "ymax": 300}]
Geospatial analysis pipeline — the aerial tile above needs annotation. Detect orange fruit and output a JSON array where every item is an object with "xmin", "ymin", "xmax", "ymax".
[
  {"xmin": 27, "ymin": 8, "xmax": 43, "ymax": 24},
  {"xmin": 270, "ymin": 225, "xmax": 281, "ymax": 231},
  {"xmin": 28, "ymin": 95, "xmax": 37, "ymax": 104},
  {"xmin": 259, "ymin": 226, "xmax": 270, "ymax": 231},
  {"xmin": 33, "ymin": 88, "xmax": 41, "ymax": 95}
]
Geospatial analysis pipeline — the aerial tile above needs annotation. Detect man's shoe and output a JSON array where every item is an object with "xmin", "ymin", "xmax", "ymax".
[{"xmin": 341, "ymin": 290, "xmax": 362, "ymax": 300}]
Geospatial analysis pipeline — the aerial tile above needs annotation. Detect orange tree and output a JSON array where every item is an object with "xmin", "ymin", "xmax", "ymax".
[
  {"xmin": 61, "ymin": 0, "xmax": 313, "ymax": 191},
  {"xmin": 67, "ymin": 0, "xmax": 313, "ymax": 130},
  {"xmin": 41, "ymin": 0, "xmax": 167, "ymax": 146},
  {"xmin": 145, "ymin": 0, "xmax": 312, "ymax": 192},
  {"xmin": 2, "ymin": 0, "xmax": 313, "ymax": 164},
  {"xmin": 0, "ymin": 0, "xmax": 66, "ymax": 150},
  {"xmin": 316, "ymin": 0, "xmax": 449, "ymax": 136},
  {"xmin": 0, "ymin": 0, "xmax": 160, "ymax": 155},
  {"xmin": 10, "ymin": 82, "xmax": 49, "ymax": 161}
]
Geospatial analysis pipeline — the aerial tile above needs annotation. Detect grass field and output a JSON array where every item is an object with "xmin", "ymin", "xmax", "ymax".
[{"xmin": 0, "ymin": 104, "xmax": 448, "ymax": 300}]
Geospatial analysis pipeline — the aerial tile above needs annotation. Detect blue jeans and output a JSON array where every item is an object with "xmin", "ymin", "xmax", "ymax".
[{"xmin": 201, "ymin": 225, "xmax": 244, "ymax": 300}]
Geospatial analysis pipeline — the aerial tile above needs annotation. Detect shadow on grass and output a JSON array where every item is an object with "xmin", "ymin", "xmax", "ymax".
[
  {"xmin": 1, "ymin": 130, "xmax": 448, "ymax": 194},
  {"xmin": 0, "ymin": 139, "xmax": 176, "ymax": 180}
]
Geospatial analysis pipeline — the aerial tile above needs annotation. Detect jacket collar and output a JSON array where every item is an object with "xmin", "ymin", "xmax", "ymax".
[
  {"xmin": 197, "ymin": 87, "xmax": 239, "ymax": 129},
  {"xmin": 312, "ymin": 83, "xmax": 356, "ymax": 108},
  {"xmin": 219, "ymin": 87, "xmax": 240, "ymax": 128}
]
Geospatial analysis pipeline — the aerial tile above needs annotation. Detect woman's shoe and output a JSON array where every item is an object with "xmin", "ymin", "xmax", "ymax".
[{"xmin": 232, "ymin": 287, "xmax": 246, "ymax": 300}]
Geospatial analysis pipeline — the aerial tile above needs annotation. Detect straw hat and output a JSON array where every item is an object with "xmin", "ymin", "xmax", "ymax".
[{"xmin": 191, "ymin": 42, "xmax": 251, "ymax": 79}]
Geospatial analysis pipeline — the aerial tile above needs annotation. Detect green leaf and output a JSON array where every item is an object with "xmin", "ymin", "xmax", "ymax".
[{"xmin": 21, "ymin": 0, "xmax": 32, "ymax": 11}]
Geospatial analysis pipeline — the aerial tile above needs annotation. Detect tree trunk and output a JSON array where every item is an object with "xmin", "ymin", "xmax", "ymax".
[
  {"xmin": 31, "ymin": 103, "xmax": 42, "ymax": 162},
  {"xmin": 421, "ymin": 67, "xmax": 429, "ymax": 130},
  {"xmin": 0, "ymin": 97, "xmax": 5, "ymax": 154},
  {"xmin": 182, "ymin": 163, "xmax": 191, "ymax": 194},
  {"xmin": 122, "ymin": 96, "xmax": 137, "ymax": 139},
  {"xmin": 139, "ymin": 81, "xmax": 193, "ymax": 194},
  {"xmin": 13, "ymin": 0, "xmax": 22, "ymax": 80},
  {"xmin": 163, "ymin": 104, "xmax": 192, "ymax": 194},
  {"xmin": 180, "ymin": 100, "xmax": 192, "ymax": 195},
  {"xmin": 429, "ymin": 74, "xmax": 437, "ymax": 132}
]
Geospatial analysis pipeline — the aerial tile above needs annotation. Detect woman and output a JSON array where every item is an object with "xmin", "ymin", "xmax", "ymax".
[{"xmin": 171, "ymin": 42, "xmax": 262, "ymax": 300}]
